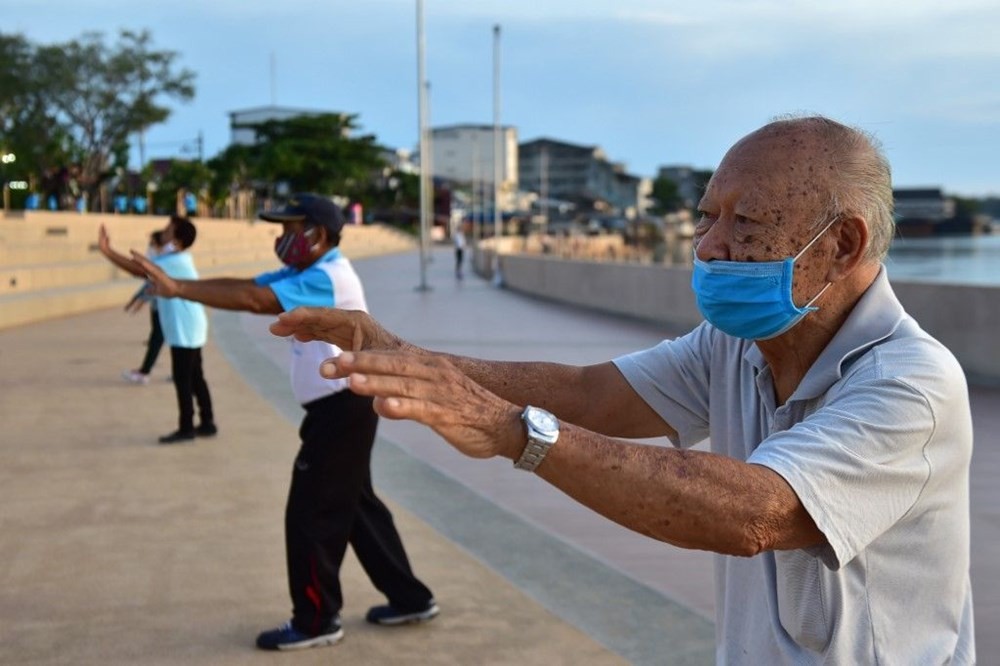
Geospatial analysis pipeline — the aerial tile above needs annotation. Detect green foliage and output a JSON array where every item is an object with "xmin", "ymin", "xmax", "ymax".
[
  {"xmin": 144, "ymin": 159, "xmax": 212, "ymax": 214},
  {"xmin": 0, "ymin": 29, "xmax": 195, "ymax": 204},
  {"xmin": 649, "ymin": 176, "xmax": 682, "ymax": 214},
  {"xmin": 209, "ymin": 113, "xmax": 388, "ymax": 202},
  {"xmin": 0, "ymin": 34, "xmax": 73, "ymax": 188},
  {"xmin": 952, "ymin": 196, "xmax": 980, "ymax": 218}
]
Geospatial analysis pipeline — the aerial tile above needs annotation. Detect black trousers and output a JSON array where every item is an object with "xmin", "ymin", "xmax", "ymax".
[
  {"xmin": 287, "ymin": 390, "xmax": 433, "ymax": 635},
  {"xmin": 138, "ymin": 307, "xmax": 164, "ymax": 375},
  {"xmin": 169, "ymin": 346, "xmax": 214, "ymax": 433}
]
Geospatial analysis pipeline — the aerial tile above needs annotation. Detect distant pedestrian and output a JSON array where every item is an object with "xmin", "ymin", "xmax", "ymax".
[
  {"xmin": 453, "ymin": 226, "xmax": 467, "ymax": 279},
  {"xmin": 121, "ymin": 230, "xmax": 169, "ymax": 386},
  {"xmin": 98, "ymin": 217, "xmax": 217, "ymax": 444}
]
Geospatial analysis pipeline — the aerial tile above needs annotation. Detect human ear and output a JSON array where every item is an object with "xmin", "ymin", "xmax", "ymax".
[
  {"xmin": 310, "ymin": 226, "xmax": 327, "ymax": 251},
  {"xmin": 828, "ymin": 216, "xmax": 868, "ymax": 281}
]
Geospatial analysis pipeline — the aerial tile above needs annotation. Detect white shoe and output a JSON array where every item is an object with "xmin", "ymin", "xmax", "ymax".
[{"xmin": 121, "ymin": 370, "xmax": 150, "ymax": 385}]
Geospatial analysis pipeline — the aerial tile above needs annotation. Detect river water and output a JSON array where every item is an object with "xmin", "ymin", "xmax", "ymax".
[
  {"xmin": 885, "ymin": 235, "xmax": 1000, "ymax": 287},
  {"xmin": 658, "ymin": 234, "xmax": 1000, "ymax": 287}
]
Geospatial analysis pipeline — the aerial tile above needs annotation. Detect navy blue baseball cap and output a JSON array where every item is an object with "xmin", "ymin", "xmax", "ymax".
[{"xmin": 259, "ymin": 193, "xmax": 345, "ymax": 234}]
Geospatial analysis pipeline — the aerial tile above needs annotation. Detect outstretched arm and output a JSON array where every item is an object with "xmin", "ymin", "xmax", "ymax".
[
  {"xmin": 324, "ymin": 349, "xmax": 825, "ymax": 556},
  {"xmin": 97, "ymin": 225, "xmax": 146, "ymax": 278},
  {"xmin": 270, "ymin": 307, "xmax": 672, "ymax": 438},
  {"xmin": 131, "ymin": 252, "xmax": 283, "ymax": 314}
]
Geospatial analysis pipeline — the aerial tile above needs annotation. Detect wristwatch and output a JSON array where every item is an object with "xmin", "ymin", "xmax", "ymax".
[{"xmin": 514, "ymin": 405, "xmax": 560, "ymax": 472}]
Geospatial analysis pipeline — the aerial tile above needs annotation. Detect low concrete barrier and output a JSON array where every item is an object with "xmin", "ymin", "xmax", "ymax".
[
  {"xmin": 490, "ymin": 249, "xmax": 1000, "ymax": 386},
  {"xmin": 0, "ymin": 211, "xmax": 416, "ymax": 330}
]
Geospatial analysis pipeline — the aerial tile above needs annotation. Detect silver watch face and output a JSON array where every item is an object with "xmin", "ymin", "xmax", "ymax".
[{"xmin": 525, "ymin": 406, "xmax": 559, "ymax": 436}]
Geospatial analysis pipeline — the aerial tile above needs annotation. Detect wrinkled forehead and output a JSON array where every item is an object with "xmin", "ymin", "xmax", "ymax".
[{"xmin": 704, "ymin": 128, "xmax": 833, "ymax": 216}]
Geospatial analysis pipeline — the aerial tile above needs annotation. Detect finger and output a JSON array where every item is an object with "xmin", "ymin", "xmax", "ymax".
[
  {"xmin": 352, "ymin": 321, "xmax": 364, "ymax": 351},
  {"xmin": 271, "ymin": 307, "xmax": 330, "ymax": 339},
  {"xmin": 270, "ymin": 308, "xmax": 317, "ymax": 337},
  {"xmin": 319, "ymin": 358, "xmax": 345, "ymax": 379},
  {"xmin": 335, "ymin": 355, "xmax": 463, "ymax": 404},
  {"xmin": 130, "ymin": 250, "xmax": 149, "ymax": 267},
  {"xmin": 371, "ymin": 395, "xmax": 407, "ymax": 420},
  {"xmin": 336, "ymin": 350, "xmax": 453, "ymax": 381}
]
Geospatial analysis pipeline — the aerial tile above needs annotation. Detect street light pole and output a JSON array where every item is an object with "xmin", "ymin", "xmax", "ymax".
[
  {"xmin": 492, "ymin": 23, "xmax": 502, "ymax": 284},
  {"xmin": 415, "ymin": 0, "xmax": 431, "ymax": 291}
]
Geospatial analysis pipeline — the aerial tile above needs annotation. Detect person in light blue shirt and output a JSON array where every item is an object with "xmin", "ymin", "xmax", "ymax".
[{"xmin": 98, "ymin": 216, "xmax": 217, "ymax": 444}]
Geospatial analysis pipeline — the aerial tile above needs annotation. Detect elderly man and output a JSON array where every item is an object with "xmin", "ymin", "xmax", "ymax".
[{"xmin": 271, "ymin": 117, "xmax": 975, "ymax": 663}]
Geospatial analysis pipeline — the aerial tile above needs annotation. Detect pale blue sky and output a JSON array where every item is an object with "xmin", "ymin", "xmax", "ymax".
[{"xmin": 5, "ymin": 0, "xmax": 999, "ymax": 196}]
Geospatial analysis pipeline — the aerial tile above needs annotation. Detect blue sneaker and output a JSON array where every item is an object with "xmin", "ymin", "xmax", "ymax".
[
  {"xmin": 365, "ymin": 599, "xmax": 440, "ymax": 626},
  {"xmin": 255, "ymin": 619, "xmax": 343, "ymax": 651}
]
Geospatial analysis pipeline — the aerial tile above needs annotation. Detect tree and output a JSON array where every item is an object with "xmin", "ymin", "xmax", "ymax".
[
  {"xmin": 32, "ymin": 29, "xmax": 195, "ymax": 204},
  {"xmin": 649, "ymin": 176, "xmax": 682, "ymax": 214},
  {"xmin": 210, "ymin": 113, "xmax": 387, "ymax": 202},
  {"xmin": 144, "ymin": 159, "xmax": 213, "ymax": 215},
  {"xmin": 0, "ymin": 34, "xmax": 72, "ymax": 194}
]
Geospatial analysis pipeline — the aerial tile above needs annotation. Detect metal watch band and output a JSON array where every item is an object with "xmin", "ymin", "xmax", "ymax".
[
  {"xmin": 514, "ymin": 406, "xmax": 559, "ymax": 472},
  {"xmin": 513, "ymin": 438, "xmax": 552, "ymax": 472}
]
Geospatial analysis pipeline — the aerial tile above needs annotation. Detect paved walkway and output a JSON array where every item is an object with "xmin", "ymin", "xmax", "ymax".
[{"xmin": 1, "ymin": 246, "xmax": 996, "ymax": 664}]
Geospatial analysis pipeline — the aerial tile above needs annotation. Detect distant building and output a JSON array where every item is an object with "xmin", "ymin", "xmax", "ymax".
[
  {"xmin": 519, "ymin": 138, "xmax": 644, "ymax": 216},
  {"xmin": 893, "ymin": 188, "xmax": 955, "ymax": 222},
  {"xmin": 893, "ymin": 188, "xmax": 972, "ymax": 236},
  {"xmin": 656, "ymin": 165, "xmax": 702, "ymax": 209},
  {"xmin": 422, "ymin": 124, "xmax": 518, "ymax": 211},
  {"xmin": 380, "ymin": 147, "xmax": 418, "ymax": 175}
]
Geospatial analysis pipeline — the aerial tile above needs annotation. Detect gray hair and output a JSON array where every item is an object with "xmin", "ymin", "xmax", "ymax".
[{"xmin": 767, "ymin": 115, "xmax": 895, "ymax": 262}]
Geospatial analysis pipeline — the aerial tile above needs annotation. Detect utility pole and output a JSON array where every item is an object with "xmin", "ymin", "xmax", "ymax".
[
  {"xmin": 492, "ymin": 24, "xmax": 503, "ymax": 284},
  {"xmin": 415, "ymin": 0, "xmax": 430, "ymax": 291},
  {"xmin": 540, "ymin": 144, "xmax": 549, "ymax": 235},
  {"xmin": 471, "ymin": 139, "xmax": 480, "ymax": 242}
]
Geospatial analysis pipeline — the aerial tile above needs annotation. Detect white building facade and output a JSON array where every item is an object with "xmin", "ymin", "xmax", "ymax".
[{"xmin": 427, "ymin": 124, "xmax": 519, "ymax": 211}]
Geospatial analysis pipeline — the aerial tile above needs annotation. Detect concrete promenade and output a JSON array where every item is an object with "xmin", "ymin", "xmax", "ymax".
[{"xmin": 1, "ymin": 245, "xmax": 996, "ymax": 664}]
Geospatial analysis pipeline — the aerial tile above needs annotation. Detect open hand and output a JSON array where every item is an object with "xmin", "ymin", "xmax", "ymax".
[
  {"xmin": 270, "ymin": 306, "xmax": 400, "ymax": 352},
  {"xmin": 130, "ymin": 251, "xmax": 180, "ymax": 297},
  {"xmin": 326, "ymin": 350, "xmax": 523, "ymax": 462},
  {"xmin": 97, "ymin": 224, "xmax": 111, "ymax": 253}
]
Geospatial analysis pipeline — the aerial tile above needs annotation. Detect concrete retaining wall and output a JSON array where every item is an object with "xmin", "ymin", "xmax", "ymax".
[
  {"xmin": 493, "ymin": 250, "xmax": 1000, "ymax": 385},
  {"xmin": 0, "ymin": 211, "xmax": 416, "ymax": 330}
]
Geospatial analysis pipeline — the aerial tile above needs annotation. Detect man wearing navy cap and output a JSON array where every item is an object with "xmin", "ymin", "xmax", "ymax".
[{"xmin": 134, "ymin": 194, "xmax": 438, "ymax": 651}]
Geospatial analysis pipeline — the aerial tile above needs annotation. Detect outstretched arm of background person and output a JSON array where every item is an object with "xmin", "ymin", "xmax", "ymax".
[
  {"xmin": 97, "ymin": 225, "xmax": 147, "ymax": 278},
  {"xmin": 131, "ymin": 252, "xmax": 282, "ymax": 314},
  {"xmin": 270, "ymin": 306, "xmax": 673, "ymax": 439},
  {"xmin": 321, "ymin": 349, "xmax": 826, "ymax": 556}
]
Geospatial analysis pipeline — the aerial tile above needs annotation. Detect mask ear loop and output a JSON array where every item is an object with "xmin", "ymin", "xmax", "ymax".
[
  {"xmin": 304, "ymin": 226, "xmax": 322, "ymax": 252},
  {"xmin": 794, "ymin": 215, "xmax": 840, "ymax": 309},
  {"xmin": 793, "ymin": 215, "xmax": 840, "ymax": 261}
]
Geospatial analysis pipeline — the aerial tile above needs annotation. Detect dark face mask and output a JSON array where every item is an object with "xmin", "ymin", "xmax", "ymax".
[{"xmin": 274, "ymin": 227, "xmax": 317, "ymax": 265}]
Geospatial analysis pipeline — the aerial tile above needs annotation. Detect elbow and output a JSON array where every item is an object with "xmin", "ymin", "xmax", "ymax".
[
  {"xmin": 247, "ymin": 294, "xmax": 283, "ymax": 315},
  {"xmin": 246, "ymin": 299, "xmax": 276, "ymax": 315},
  {"xmin": 729, "ymin": 508, "xmax": 785, "ymax": 558},
  {"xmin": 731, "ymin": 519, "xmax": 773, "ymax": 558}
]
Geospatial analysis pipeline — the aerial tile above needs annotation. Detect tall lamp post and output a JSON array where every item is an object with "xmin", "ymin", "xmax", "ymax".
[
  {"xmin": 415, "ymin": 0, "xmax": 431, "ymax": 291},
  {"xmin": 492, "ymin": 24, "xmax": 503, "ymax": 284}
]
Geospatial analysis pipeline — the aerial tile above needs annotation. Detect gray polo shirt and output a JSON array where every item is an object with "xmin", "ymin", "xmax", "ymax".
[{"xmin": 613, "ymin": 268, "xmax": 975, "ymax": 664}]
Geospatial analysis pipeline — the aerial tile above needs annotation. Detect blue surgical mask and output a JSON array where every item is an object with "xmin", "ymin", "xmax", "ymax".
[{"xmin": 691, "ymin": 218, "xmax": 837, "ymax": 340}]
